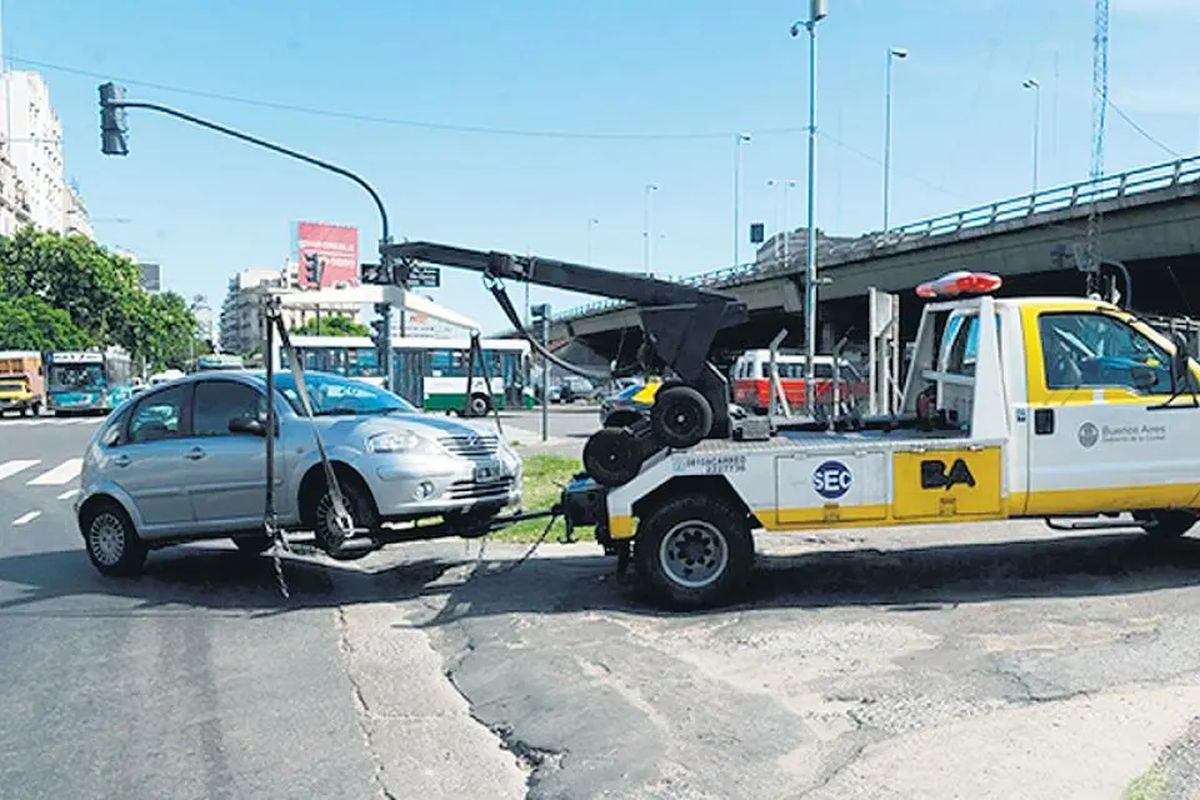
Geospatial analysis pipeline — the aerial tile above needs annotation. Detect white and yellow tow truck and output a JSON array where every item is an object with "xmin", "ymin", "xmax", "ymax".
[{"xmin": 562, "ymin": 282, "xmax": 1200, "ymax": 607}]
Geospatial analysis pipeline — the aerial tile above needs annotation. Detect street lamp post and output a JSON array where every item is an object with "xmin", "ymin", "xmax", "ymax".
[
  {"xmin": 791, "ymin": 0, "xmax": 828, "ymax": 415},
  {"xmin": 1023, "ymin": 78, "xmax": 1042, "ymax": 198},
  {"xmin": 587, "ymin": 217, "xmax": 599, "ymax": 263},
  {"xmin": 767, "ymin": 178, "xmax": 798, "ymax": 270},
  {"xmin": 733, "ymin": 132, "xmax": 751, "ymax": 268},
  {"xmin": 643, "ymin": 183, "xmax": 658, "ymax": 275},
  {"xmin": 883, "ymin": 47, "xmax": 908, "ymax": 232}
]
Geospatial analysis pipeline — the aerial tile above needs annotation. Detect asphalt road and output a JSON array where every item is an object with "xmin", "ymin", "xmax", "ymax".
[{"xmin": 3, "ymin": 410, "xmax": 1200, "ymax": 799}]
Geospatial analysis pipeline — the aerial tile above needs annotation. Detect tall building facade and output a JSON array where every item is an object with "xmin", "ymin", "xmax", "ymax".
[
  {"xmin": 218, "ymin": 267, "xmax": 359, "ymax": 355},
  {"xmin": 0, "ymin": 70, "xmax": 90, "ymax": 237}
]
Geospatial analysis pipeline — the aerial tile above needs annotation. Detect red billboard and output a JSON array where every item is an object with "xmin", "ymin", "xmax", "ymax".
[{"xmin": 294, "ymin": 221, "xmax": 359, "ymax": 288}]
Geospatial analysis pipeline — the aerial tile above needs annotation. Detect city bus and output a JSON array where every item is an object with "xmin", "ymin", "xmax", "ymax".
[
  {"xmin": 278, "ymin": 335, "xmax": 532, "ymax": 415},
  {"xmin": 45, "ymin": 348, "xmax": 134, "ymax": 415}
]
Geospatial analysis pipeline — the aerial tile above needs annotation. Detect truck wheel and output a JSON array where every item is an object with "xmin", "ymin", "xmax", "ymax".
[
  {"xmin": 468, "ymin": 393, "xmax": 490, "ymax": 417},
  {"xmin": 635, "ymin": 494, "xmax": 753, "ymax": 609},
  {"xmin": 650, "ymin": 385, "xmax": 712, "ymax": 449},
  {"xmin": 583, "ymin": 427, "xmax": 643, "ymax": 487},
  {"xmin": 82, "ymin": 501, "xmax": 147, "ymax": 577},
  {"xmin": 1135, "ymin": 510, "xmax": 1198, "ymax": 539},
  {"xmin": 19, "ymin": 406, "xmax": 27, "ymax": 417}
]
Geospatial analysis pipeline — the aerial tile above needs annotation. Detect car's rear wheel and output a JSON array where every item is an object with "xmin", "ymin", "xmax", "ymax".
[
  {"xmin": 312, "ymin": 474, "xmax": 378, "ymax": 560},
  {"xmin": 82, "ymin": 501, "xmax": 147, "ymax": 576},
  {"xmin": 634, "ymin": 493, "xmax": 753, "ymax": 609}
]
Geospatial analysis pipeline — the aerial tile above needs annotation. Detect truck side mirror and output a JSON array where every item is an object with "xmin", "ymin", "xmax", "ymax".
[{"xmin": 1171, "ymin": 332, "xmax": 1192, "ymax": 392}]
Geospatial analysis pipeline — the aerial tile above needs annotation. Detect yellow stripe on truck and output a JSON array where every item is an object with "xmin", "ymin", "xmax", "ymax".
[{"xmin": 610, "ymin": 515, "xmax": 636, "ymax": 539}]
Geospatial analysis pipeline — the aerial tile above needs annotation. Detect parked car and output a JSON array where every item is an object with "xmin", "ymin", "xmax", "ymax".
[
  {"xmin": 75, "ymin": 371, "xmax": 522, "ymax": 575},
  {"xmin": 599, "ymin": 381, "xmax": 661, "ymax": 427}
]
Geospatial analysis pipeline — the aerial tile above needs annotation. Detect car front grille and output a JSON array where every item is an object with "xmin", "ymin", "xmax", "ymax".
[
  {"xmin": 439, "ymin": 434, "xmax": 500, "ymax": 460},
  {"xmin": 447, "ymin": 477, "xmax": 513, "ymax": 500}
]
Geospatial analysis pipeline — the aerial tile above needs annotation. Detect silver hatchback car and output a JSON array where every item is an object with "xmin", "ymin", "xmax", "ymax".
[{"xmin": 75, "ymin": 371, "xmax": 522, "ymax": 575}]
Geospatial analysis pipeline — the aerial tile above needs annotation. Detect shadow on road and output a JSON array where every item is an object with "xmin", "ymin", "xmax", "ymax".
[{"xmin": 2, "ymin": 532, "xmax": 1200, "ymax": 622}]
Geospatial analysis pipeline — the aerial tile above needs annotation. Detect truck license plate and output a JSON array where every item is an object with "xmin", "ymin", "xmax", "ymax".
[{"xmin": 474, "ymin": 461, "xmax": 502, "ymax": 482}]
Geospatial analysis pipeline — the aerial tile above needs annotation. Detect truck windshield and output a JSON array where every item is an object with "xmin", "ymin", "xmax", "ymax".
[{"xmin": 50, "ymin": 364, "xmax": 105, "ymax": 389}]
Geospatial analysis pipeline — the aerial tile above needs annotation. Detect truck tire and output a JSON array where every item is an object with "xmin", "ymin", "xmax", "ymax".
[
  {"xmin": 650, "ymin": 385, "xmax": 713, "ymax": 449},
  {"xmin": 634, "ymin": 493, "xmax": 754, "ymax": 609},
  {"xmin": 583, "ymin": 427, "xmax": 643, "ymax": 487},
  {"xmin": 81, "ymin": 501, "xmax": 147, "ymax": 577},
  {"xmin": 1135, "ymin": 510, "xmax": 1198, "ymax": 539}
]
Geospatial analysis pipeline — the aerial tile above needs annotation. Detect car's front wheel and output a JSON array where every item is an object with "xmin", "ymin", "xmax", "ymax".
[
  {"xmin": 312, "ymin": 475, "xmax": 379, "ymax": 560},
  {"xmin": 81, "ymin": 501, "xmax": 147, "ymax": 576}
]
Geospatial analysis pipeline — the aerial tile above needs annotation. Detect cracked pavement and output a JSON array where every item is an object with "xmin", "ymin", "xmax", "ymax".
[{"xmin": 363, "ymin": 518, "xmax": 1200, "ymax": 799}]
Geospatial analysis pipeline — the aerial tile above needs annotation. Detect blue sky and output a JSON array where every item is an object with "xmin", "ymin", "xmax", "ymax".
[{"xmin": 5, "ymin": 0, "xmax": 1199, "ymax": 330}]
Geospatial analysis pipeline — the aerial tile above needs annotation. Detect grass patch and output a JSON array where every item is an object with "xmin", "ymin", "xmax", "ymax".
[
  {"xmin": 492, "ymin": 453, "xmax": 583, "ymax": 543},
  {"xmin": 1124, "ymin": 764, "xmax": 1168, "ymax": 800}
]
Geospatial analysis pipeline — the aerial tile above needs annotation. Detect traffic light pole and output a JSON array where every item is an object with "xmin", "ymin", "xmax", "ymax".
[{"xmin": 99, "ymin": 88, "xmax": 401, "ymax": 390}]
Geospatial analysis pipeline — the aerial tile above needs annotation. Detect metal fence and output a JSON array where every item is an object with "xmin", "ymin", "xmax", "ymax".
[{"xmin": 555, "ymin": 154, "xmax": 1200, "ymax": 323}]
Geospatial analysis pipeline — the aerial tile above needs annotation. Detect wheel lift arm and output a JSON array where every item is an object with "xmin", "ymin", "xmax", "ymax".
[{"xmin": 384, "ymin": 241, "xmax": 749, "ymax": 436}]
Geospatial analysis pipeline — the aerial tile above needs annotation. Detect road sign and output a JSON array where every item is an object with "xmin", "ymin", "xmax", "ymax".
[
  {"xmin": 750, "ymin": 222, "xmax": 765, "ymax": 244},
  {"xmin": 407, "ymin": 265, "xmax": 441, "ymax": 288}
]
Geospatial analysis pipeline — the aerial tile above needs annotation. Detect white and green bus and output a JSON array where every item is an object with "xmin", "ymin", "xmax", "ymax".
[{"xmin": 279, "ymin": 335, "xmax": 532, "ymax": 415}]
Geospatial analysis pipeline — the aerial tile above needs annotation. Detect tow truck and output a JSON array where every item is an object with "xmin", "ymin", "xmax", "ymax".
[{"xmin": 390, "ymin": 245, "xmax": 1200, "ymax": 608}]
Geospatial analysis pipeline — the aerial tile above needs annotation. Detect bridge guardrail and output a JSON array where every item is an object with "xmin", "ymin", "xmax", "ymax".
[{"xmin": 555, "ymin": 155, "xmax": 1200, "ymax": 324}]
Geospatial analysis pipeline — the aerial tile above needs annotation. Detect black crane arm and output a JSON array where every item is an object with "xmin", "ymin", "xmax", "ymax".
[{"xmin": 384, "ymin": 241, "xmax": 748, "ymax": 440}]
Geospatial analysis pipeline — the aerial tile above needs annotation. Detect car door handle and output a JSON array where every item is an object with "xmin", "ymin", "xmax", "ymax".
[
  {"xmin": 183, "ymin": 447, "xmax": 206, "ymax": 461},
  {"xmin": 112, "ymin": 454, "xmax": 131, "ymax": 468}
]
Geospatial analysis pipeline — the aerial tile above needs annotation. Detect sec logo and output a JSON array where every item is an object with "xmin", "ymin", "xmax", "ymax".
[{"xmin": 812, "ymin": 460, "xmax": 853, "ymax": 499}]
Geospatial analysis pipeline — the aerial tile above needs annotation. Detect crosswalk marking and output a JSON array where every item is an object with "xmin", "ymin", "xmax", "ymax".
[
  {"xmin": 57, "ymin": 488, "xmax": 80, "ymax": 501},
  {"xmin": 0, "ymin": 460, "xmax": 40, "ymax": 481},
  {"xmin": 12, "ymin": 510, "xmax": 41, "ymax": 526},
  {"xmin": 28, "ymin": 458, "xmax": 82, "ymax": 486}
]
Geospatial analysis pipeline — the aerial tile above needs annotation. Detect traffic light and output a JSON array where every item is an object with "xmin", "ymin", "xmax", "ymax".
[
  {"xmin": 370, "ymin": 303, "xmax": 391, "ymax": 346},
  {"xmin": 99, "ymin": 83, "xmax": 129, "ymax": 156},
  {"xmin": 531, "ymin": 303, "xmax": 551, "ymax": 322},
  {"xmin": 303, "ymin": 253, "xmax": 323, "ymax": 286}
]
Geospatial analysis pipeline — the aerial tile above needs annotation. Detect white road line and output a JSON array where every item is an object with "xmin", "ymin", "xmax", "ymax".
[
  {"xmin": 12, "ymin": 511, "xmax": 41, "ymax": 526},
  {"xmin": 57, "ymin": 488, "xmax": 80, "ymax": 501},
  {"xmin": 0, "ymin": 460, "xmax": 40, "ymax": 481},
  {"xmin": 28, "ymin": 458, "xmax": 83, "ymax": 486}
]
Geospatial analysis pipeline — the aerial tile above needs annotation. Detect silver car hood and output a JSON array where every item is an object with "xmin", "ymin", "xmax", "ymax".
[{"xmin": 303, "ymin": 412, "xmax": 496, "ymax": 443}]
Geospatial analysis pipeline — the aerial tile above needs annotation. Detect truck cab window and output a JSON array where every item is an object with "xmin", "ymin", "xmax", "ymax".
[{"xmin": 1039, "ymin": 312, "xmax": 1171, "ymax": 393}]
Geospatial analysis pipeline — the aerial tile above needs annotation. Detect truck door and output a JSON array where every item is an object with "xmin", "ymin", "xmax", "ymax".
[{"xmin": 1024, "ymin": 309, "xmax": 1200, "ymax": 515}]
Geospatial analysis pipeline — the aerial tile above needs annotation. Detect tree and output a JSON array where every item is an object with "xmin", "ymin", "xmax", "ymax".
[
  {"xmin": 0, "ymin": 226, "xmax": 199, "ymax": 368},
  {"xmin": 290, "ymin": 315, "xmax": 370, "ymax": 337},
  {"xmin": 0, "ymin": 295, "xmax": 90, "ymax": 351}
]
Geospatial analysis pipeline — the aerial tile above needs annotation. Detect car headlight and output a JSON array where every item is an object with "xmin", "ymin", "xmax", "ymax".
[{"xmin": 367, "ymin": 431, "xmax": 428, "ymax": 453}]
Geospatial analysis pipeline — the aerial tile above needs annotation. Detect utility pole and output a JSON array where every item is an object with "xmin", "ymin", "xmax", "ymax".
[
  {"xmin": 1023, "ymin": 78, "xmax": 1042, "ymax": 197},
  {"xmin": 587, "ymin": 217, "xmax": 599, "ymax": 263},
  {"xmin": 733, "ymin": 132, "xmax": 750, "ymax": 267},
  {"xmin": 642, "ymin": 183, "xmax": 658, "ymax": 275},
  {"xmin": 791, "ymin": 0, "xmax": 828, "ymax": 415},
  {"xmin": 531, "ymin": 303, "xmax": 551, "ymax": 442},
  {"xmin": 883, "ymin": 47, "xmax": 908, "ymax": 232}
]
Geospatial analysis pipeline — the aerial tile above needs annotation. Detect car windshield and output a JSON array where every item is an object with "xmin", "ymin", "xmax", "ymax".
[
  {"xmin": 0, "ymin": 380, "xmax": 26, "ymax": 392},
  {"xmin": 270, "ymin": 372, "xmax": 416, "ymax": 416}
]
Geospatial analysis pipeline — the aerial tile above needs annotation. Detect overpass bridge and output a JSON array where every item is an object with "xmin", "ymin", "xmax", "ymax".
[{"xmin": 548, "ymin": 155, "xmax": 1200, "ymax": 364}]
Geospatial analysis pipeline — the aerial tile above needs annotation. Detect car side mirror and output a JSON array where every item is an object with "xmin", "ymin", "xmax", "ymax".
[
  {"xmin": 1130, "ymin": 365, "xmax": 1157, "ymax": 391},
  {"xmin": 228, "ymin": 416, "xmax": 266, "ymax": 436}
]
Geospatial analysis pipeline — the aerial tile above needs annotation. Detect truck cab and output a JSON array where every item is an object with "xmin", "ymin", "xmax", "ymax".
[{"xmin": 565, "ymin": 293, "xmax": 1200, "ymax": 608}]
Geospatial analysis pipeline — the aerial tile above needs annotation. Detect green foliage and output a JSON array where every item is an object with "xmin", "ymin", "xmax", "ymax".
[
  {"xmin": 290, "ymin": 315, "xmax": 371, "ymax": 337},
  {"xmin": 0, "ymin": 226, "xmax": 200, "ymax": 370},
  {"xmin": 490, "ymin": 454, "xmax": 582, "ymax": 542},
  {"xmin": 0, "ymin": 295, "xmax": 90, "ymax": 351}
]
